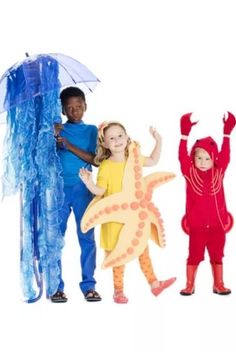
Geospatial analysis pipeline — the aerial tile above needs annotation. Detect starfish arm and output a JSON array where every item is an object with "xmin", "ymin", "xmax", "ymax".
[
  {"xmin": 149, "ymin": 210, "xmax": 166, "ymax": 248},
  {"xmin": 81, "ymin": 193, "xmax": 133, "ymax": 233},
  {"xmin": 144, "ymin": 172, "xmax": 176, "ymax": 191},
  {"xmin": 102, "ymin": 220, "xmax": 151, "ymax": 268},
  {"xmin": 122, "ymin": 142, "xmax": 145, "ymax": 193}
]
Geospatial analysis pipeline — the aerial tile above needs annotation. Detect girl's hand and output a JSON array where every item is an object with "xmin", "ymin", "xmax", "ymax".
[
  {"xmin": 149, "ymin": 126, "xmax": 161, "ymax": 141},
  {"xmin": 79, "ymin": 167, "xmax": 93, "ymax": 185}
]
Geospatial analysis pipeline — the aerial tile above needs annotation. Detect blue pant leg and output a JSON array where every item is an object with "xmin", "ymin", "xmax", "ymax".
[
  {"xmin": 57, "ymin": 187, "xmax": 72, "ymax": 291},
  {"xmin": 72, "ymin": 186, "xmax": 97, "ymax": 294}
]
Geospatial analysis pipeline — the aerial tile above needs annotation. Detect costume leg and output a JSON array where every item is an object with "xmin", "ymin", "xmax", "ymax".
[
  {"xmin": 207, "ymin": 228, "xmax": 230, "ymax": 294},
  {"xmin": 138, "ymin": 247, "xmax": 157, "ymax": 284},
  {"xmin": 180, "ymin": 228, "xmax": 206, "ymax": 295},
  {"xmin": 72, "ymin": 186, "xmax": 97, "ymax": 294},
  {"xmin": 113, "ymin": 265, "xmax": 125, "ymax": 291},
  {"xmin": 113, "ymin": 265, "xmax": 128, "ymax": 303},
  {"xmin": 180, "ymin": 265, "xmax": 198, "ymax": 295},
  {"xmin": 187, "ymin": 228, "xmax": 206, "ymax": 265},
  {"xmin": 57, "ymin": 187, "xmax": 72, "ymax": 292},
  {"xmin": 139, "ymin": 247, "xmax": 176, "ymax": 296}
]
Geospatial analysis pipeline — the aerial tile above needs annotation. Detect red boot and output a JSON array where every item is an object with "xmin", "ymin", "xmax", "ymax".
[
  {"xmin": 211, "ymin": 263, "xmax": 231, "ymax": 295},
  {"xmin": 180, "ymin": 265, "xmax": 198, "ymax": 295}
]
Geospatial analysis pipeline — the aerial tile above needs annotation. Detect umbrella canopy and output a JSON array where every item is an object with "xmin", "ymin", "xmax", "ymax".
[
  {"xmin": 0, "ymin": 53, "xmax": 100, "ymax": 113},
  {"xmin": 0, "ymin": 53, "xmax": 100, "ymax": 302}
]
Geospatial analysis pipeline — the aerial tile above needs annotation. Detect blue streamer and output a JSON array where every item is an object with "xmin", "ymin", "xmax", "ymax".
[{"xmin": 2, "ymin": 57, "xmax": 64, "ymax": 301}]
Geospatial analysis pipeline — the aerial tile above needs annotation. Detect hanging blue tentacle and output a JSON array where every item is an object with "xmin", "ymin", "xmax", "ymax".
[{"xmin": 2, "ymin": 57, "xmax": 65, "ymax": 301}]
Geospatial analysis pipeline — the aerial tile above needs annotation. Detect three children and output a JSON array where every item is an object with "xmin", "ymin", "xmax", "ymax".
[{"xmin": 54, "ymin": 86, "xmax": 236, "ymax": 302}]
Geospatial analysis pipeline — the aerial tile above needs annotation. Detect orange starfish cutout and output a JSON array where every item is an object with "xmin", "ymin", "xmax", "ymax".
[{"xmin": 81, "ymin": 141, "xmax": 175, "ymax": 269}]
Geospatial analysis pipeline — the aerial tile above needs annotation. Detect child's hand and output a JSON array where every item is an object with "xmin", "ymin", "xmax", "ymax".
[
  {"xmin": 56, "ymin": 136, "xmax": 70, "ymax": 150},
  {"xmin": 180, "ymin": 113, "xmax": 198, "ymax": 136},
  {"xmin": 79, "ymin": 167, "xmax": 92, "ymax": 186},
  {"xmin": 223, "ymin": 111, "xmax": 236, "ymax": 135},
  {"xmin": 54, "ymin": 123, "xmax": 63, "ymax": 137},
  {"xmin": 149, "ymin": 126, "xmax": 161, "ymax": 141}
]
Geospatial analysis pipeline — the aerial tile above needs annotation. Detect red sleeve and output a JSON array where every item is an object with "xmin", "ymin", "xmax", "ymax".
[
  {"xmin": 178, "ymin": 138, "xmax": 191, "ymax": 174},
  {"xmin": 218, "ymin": 137, "xmax": 230, "ymax": 171}
]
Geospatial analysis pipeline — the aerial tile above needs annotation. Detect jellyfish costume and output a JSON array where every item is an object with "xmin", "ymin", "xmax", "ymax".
[{"xmin": 1, "ymin": 57, "xmax": 64, "ymax": 302}]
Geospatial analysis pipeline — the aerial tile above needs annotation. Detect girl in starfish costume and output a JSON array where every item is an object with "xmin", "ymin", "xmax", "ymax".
[
  {"xmin": 80, "ymin": 121, "xmax": 176, "ymax": 303},
  {"xmin": 179, "ymin": 112, "xmax": 236, "ymax": 295}
]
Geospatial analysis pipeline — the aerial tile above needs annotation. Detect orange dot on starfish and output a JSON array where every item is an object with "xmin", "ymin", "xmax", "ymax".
[
  {"xmin": 135, "ymin": 173, "xmax": 142, "ymax": 180},
  {"xmin": 138, "ymin": 222, "xmax": 145, "ymax": 229},
  {"xmin": 105, "ymin": 207, "xmax": 112, "ymax": 214},
  {"xmin": 112, "ymin": 204, "xmax": 119, "ymax": 211},
  {"xmin": 145, "ymin": 192, "xmax": 152, "ymax": 201},
  {"xmin": 135, "ymin": 181, "xmax": 142, "ymax": 189},
  {"xmin": 127, "ymin": 247, "xmax": 134, "ymax": 255},
  {"xmin": 130, "ymin": 202, "xmax": 139, "ymax": 210},
  {"xmin": 138, "ymin": 211, "xmax": 148, "ymax": 220},
  {"xmin": 139, "ymin": 199, "xmax": 148, "ymax": 208},
  {"xmin": 121, "ymin": 203, "xmax": 129, "ymax": 210},
  {"xmin": 135, "ymin": 190, "xmax": 144, "ymax": 199},
  {"xmin": 136, "ymin": 230, "xmax": 143, "ymax": 237},
  {"xmin": 147, "ymin": 202, "xmax": 155, "ymax": 211},
  {"xmin": 132, "ymin": 238, "xmax": 139, "ymax": 246},
  {"xmin": 134, "ymin": 165, "xmax": 141, "ymax": 172},
  {"xmin": 149, "ymin": 180, "xmax": 159, "ymax": 188}
]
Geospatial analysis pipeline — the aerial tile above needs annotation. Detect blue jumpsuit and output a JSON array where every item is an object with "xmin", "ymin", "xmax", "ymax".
[{"xmin": 57, "ymin": 121, "xmax": 98, "ymax": 294}]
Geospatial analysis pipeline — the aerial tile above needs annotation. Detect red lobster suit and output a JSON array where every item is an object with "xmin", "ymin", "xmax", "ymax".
[{"xmin": 179, "ymin": 136, "xmax": 232, "ymax": 265}]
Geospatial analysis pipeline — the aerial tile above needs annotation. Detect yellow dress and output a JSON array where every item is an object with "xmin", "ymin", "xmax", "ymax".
[{"xmin": 96, "ymin": 159, "xmax": 126, "ymax": 250}]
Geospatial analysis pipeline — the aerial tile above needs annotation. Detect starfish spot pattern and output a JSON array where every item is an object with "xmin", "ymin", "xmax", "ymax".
[{"xmin": 81, "ymin": 142, "xmax": 175, "ymax": 268}]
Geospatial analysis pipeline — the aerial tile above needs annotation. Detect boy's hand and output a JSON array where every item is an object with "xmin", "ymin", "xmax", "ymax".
[
  {"xmin": 180, "ymin": 113, "xmax": 198, "ymax": 136},
  {"xmin": 56, "ymin": 136, "xmax": 70, "ymax": 149},
  {"xmin": 54, "ymin": 123, "xmax": 63, "ymax": 137},
  {"xmin": 223, "ymin": 111, "xmax": 236, "ymax": 135},
  {"xmin": 149, "ymin": 126, "xmax": 161, "ymax": 141}
]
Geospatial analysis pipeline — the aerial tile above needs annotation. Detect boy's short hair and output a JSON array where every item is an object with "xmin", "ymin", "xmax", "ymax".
[{"xmin": 60, "ymin": 86, "xmax": 86, "ymax": 106}]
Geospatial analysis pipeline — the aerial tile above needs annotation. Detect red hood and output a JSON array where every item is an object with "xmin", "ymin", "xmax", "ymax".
[{"xmin": 191, "ymin": 136, "xmax": 219, "ymax": 164}]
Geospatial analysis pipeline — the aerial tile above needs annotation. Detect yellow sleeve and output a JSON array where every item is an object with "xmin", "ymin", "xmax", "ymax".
[{"xmin": 96, "ymin": 161, "xmax": 108, "ymax": 189}]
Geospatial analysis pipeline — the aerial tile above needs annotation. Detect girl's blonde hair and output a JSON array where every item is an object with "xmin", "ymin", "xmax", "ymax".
[{"xmin": 95, "ymin": 121, "xmax": 131, "ymax": 165}]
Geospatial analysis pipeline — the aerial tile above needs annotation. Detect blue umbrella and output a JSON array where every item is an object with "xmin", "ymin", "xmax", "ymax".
[
  {"xmin": 0, "ymin": 53, "xmax": 100, "ymax": 302},
  {"xmin": 0, "ymin": 53, "xmax": 100, "ymax": 113}
]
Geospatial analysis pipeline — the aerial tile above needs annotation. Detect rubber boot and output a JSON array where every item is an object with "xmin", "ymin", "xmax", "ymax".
[
  {"xmin": 211, "ymin": 263, "xmax": 231, "ymax": 295},
  {"xmin": 180, "ymin": 265, "xmax": 198, "ymax": 296}
]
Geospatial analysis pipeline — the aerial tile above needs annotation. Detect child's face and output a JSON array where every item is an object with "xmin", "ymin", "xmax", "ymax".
[
  {"xmin": 63, "ymin": 96, "xmax": 87, "ymax": 123},
  {"xmin": 194, "ymin": 148, "xmax": 213, "ymax": 171},
  {"xmin": 103, "ymin": 125, "xmax": 128, "ymax": 154}
]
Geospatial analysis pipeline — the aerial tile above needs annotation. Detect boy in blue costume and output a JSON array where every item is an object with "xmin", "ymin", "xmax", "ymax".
[{"xmin": 51, "ymin": 86, "xmax": 101, "ymax": 302}]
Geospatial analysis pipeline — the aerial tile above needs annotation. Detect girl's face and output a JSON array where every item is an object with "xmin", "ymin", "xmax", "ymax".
[
  {"xmin": 194, "ymin": 148, "xmax": 213, "ymax": 171},
  {"xmin": 103, "ymin": 125, "xmax": 128, "ymax": 154}
]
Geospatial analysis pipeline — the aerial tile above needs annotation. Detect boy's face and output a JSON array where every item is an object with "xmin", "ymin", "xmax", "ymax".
[
  {"xmin": 194, "ymin": 148, "xmax": 213, "ymax": 171},
  {"xmin": 63, "ymin": 96, "xmax": 87, "ymax": 123}
]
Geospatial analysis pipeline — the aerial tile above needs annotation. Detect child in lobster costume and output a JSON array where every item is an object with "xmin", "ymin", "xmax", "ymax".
[{"xmin": 179, "ymin": 112, "xmax": 236, "ymax": 295}]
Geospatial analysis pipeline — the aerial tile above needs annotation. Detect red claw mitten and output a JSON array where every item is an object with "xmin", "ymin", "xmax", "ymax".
[
  {"xmin": 223, "ymin": 111, "xmax": 236, "ymax": 135},
  {"xmin": 180, "ymin": 113, "xmax": 198, "ymax": 136}
]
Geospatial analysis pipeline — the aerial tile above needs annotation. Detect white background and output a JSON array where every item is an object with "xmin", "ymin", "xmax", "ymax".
[{"xmin": 1, "ymin": 0, "xmax": 236, "ymax": 351}]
